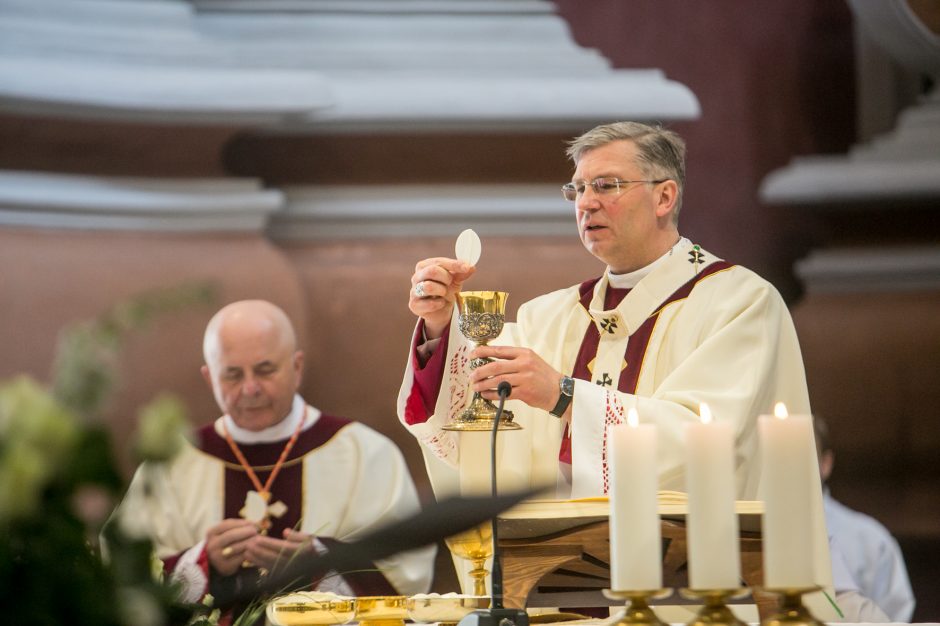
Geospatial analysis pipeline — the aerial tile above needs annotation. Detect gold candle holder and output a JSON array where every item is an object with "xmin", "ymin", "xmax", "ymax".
[
  {"xmin": 444, "ymin": 290, "xmax": 521, "ymax": 432},
  {"xmin": 679, "ymin": 588, "xmax": 750, "ymax": 626},
  {"xmin": 759, "ymin": 587, "xmax": 825, "ymax": 626},
  {"xmin": 603, "ymin": 589, "xmax": 673, "ymax": 626}
]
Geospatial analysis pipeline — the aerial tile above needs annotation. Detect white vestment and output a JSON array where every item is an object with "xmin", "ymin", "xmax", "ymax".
[
  {"xmin": 112, "ymin": 395, "xmax": 434, "ymax": 605},
  {"xmin": 825, "ymin": 491, "xmax": 915, "ymax": 621},
  {"xmin": 397, "ymin": 242, "xmax": 840, "ymax": 620}
]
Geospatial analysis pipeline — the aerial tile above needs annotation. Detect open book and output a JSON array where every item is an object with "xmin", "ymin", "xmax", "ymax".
[{"xmin": 499, "ymin": 490, "xmax": 763, "ymax": 539}]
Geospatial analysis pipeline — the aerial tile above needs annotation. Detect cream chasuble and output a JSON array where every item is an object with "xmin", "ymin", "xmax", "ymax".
[
  {"xmin": 113, "ymin": 396, "xmax": 435, "ymax": 605},
  {"xmin": 397, "ymin": 241, "xmax": 839, "ymax": 620}
]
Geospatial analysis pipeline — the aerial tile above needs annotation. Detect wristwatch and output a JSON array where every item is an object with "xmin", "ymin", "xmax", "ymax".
[{"xmin": 549, "ymin": 375, "xmax": 575, "ymax": 418}]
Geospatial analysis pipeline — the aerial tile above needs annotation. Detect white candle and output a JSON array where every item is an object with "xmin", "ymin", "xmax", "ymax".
[
  {"xmin": 608, "ymin": 408, "xmax": 662, "ymax": 591},
  {"xmin": 759, "ymin": 402, "xmax": 816, "ymax": 588},
  {"xmin": 685, "ymin": 403, "xmax": 741, "ymax": 589}
]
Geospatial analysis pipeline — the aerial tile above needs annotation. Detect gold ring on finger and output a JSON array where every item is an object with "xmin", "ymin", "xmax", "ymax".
[{"xmin": 222, "ymin": 546, "xmax": 234, "ymax": 557}]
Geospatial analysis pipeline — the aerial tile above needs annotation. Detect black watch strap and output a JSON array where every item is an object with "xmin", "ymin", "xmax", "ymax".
[{"xmin": 549, "ymin": 376, "xmax": 574, "ymax": 417}]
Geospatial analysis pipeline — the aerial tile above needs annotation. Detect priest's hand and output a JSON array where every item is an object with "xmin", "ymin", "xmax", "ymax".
[
  {"xmin": 469, "ymin": 345, "xmax": 565, "ymax": 415},
  {"xmin": 409, "ymin": 258, "xmax": 475, "ymax": 340},
  {"xmin": 207, "ymin": 518, "xmax": 259, "ymax": 576},
  {"xmin": 244, "ymin": 528, "xmax": 316, "ymax": 573}
]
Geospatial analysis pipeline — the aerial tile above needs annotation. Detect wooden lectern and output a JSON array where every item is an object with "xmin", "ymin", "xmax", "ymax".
[{"xmin": 496, "ymin": 498, "xmax": 773, "ymax": 616}]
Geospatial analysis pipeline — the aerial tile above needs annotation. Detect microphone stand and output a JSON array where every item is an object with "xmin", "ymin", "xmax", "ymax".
[{"xmin": 459, "ymin": 381, "xmax": 529, "ymax": 626}]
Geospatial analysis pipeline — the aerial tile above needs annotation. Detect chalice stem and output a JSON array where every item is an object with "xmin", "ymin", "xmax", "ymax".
[{"xmin": 469, "ymin": 559, "xmax": 489, "ymax": 597}]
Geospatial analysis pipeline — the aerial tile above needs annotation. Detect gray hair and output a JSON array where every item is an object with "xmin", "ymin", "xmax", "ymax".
[{"xmin": 566, "ymin": 121, "xmax": 686, "ymax": 218}]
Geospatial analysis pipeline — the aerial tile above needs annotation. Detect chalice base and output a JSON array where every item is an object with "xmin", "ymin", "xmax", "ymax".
[{"xmin": 443, "ymin": 394, "xmax": 521, "ymax": 431}]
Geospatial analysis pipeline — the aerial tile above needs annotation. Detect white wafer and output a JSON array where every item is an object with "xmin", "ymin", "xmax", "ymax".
[{"xmin": 455, "ymin": 228, "xmax": 482, "ymax": 266}]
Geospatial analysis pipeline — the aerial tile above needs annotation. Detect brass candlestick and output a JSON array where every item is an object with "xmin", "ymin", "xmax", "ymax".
[
  {"xmin": 680, "ymin": 588, "xmax": 750, "ymax": 626},
  {"xmin": 444, "ymin": 290, "xmax": 521, "ymax": 432},
  {"xmin": 603, "ymin": 589, "xmax": 673, "ymax": 626},
  {"xmin": 759, "ymin": 587, "xmax": 825, "ymax": 626}
]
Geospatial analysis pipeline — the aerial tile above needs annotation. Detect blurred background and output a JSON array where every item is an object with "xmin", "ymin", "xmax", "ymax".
[{"xmin": 1, "ymin": 0, "xmax": 938, "ymax": 619}]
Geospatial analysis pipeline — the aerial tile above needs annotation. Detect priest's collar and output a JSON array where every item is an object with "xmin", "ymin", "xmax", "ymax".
[
  {"xmin": 606, "ymin": 236, "xmax": 690, "ymax": 289},
  {"xmin": 220, "ymin": 394, "xmax": 321, "ymax": 444}
]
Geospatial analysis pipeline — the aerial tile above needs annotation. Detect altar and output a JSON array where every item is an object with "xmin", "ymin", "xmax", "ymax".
[{"xmin": 495, "ymin": 497, "xmax": 770, "ymax": 617}]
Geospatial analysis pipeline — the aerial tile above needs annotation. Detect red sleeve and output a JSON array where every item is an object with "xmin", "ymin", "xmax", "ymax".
[{"xmin": 403, "ymin": 320, "xmax": 449, "ymax": 425}]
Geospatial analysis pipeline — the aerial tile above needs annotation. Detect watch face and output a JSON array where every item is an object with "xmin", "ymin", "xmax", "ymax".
[{"xmin": 561, "ymin": 376, "xmax": 575, "ymax": 396}]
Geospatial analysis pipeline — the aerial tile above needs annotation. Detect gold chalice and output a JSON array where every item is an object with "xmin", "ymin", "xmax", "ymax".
[
  {"xmin": 444, "ymin": 290, "xmax": 521, "ymax": 431},
  {"xmin": 445, "ymin": 521, "xmax": 494, "ymax": 597}
]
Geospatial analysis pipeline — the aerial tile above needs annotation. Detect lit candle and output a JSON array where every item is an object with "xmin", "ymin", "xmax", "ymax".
[
  {"xmin": 685, "ymin": 403, "xmax": 741, "ymax": 589},
  {"xmin": 608, "ymin": 408, "xmax": 662, "ymax": 591},
  {"xmin": 758, "ymin": 402, "xmax": 816, "ymax": 588}
]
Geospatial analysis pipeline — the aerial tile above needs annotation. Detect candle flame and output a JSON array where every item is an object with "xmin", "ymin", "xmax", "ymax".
[
  {"xmin": 627, "ymin": 407, "xmax": 640, "ymax": 428},
  {"xmin": 699, "ymin": 403, "xmax": 713, "ymax": 424},
  {"xmin": 774, "ymin": 402, "xmax": 789, "ymax": 419}
]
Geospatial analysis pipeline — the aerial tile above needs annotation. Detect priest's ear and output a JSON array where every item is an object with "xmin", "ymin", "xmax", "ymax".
[
  {"xmin": 291, "ymin": 350, "xmax": 305, "ymax": 389},
  {"xmin": 653, "ymin": 179, "xmax": 679, "ymax": 220}
]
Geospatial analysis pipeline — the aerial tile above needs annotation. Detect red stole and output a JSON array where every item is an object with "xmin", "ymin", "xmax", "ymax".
[
  {"xmin": 558, "ymin": 261, "xmax": 733, "ymax": 463},
  {"xmin": 196, "ymin": 414, "xmax": 350, "ymax": 539}
]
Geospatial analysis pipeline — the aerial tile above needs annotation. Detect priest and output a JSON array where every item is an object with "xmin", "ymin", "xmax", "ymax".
[
  {"xmin": 109, "ymin": 300, "xmax": 435, "ymax": 619},
  {"xmin": 397, "ymin": 121, "xmax": 841, "ymax": 619}
]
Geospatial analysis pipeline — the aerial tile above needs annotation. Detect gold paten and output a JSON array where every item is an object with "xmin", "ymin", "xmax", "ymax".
[
  {"xmin": 354, "ymin": 595, "xmax": 408, "ymax": 626},
  {"xmin": 406, "ymin": 594, "xmax": 490, "ymax": 625},
  {"xmin": 266, "ymin": 592, "xmax": 356, "ymax": 626}
]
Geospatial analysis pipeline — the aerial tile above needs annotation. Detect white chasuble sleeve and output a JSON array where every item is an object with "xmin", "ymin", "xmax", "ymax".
[
  {"xmin": 105, "ymin": 445, "xmax": 224, "ymax": 602},
  {"xmin": 396, "ymin": 318, "xmax": 468, "ymax": 474},
  {"xmin": 397, "ymin": 315, "xmax": 564, "ymax": 499},
  {"xmin": 569, "ymin": 268, "xmax": 811, "ymax": 500},
  {"xmin": 300, "ymin": 423, "xmax": 435, "ymax": 596},
  {"xmin": 112, "ymin": 446, "xmax": 224, "ymax": 555}
]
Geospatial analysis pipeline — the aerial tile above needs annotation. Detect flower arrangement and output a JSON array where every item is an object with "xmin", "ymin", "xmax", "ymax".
[{"xmin": 0, "ymin": 284, "xmax": 216, "ymax": 626}]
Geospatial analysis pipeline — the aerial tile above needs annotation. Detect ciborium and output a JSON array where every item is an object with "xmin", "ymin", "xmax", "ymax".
[{"xmin": 444, "ymin": 290, "xmax": 521, "ymax": 431}]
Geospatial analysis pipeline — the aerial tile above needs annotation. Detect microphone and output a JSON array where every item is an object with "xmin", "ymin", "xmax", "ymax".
[
  {"xmin": 458, "ymin": 381, "xmax": 529, "ymax": 626},
  {"xmin": 490, "ymin": 382, "xmax": 512, "ymax": 607}
]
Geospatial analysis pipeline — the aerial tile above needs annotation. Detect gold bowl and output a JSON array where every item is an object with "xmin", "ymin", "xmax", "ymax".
[
  {"xmin": 354, "ymin": 595, "xmax": 408, "ymax": 626},
  {"xmin": 265, "ymin": 591, "xmax": 356, "ymax": 626},
  {"xmin": 406, "ymin": 594, "xmax": 490, "ymax": 624}
]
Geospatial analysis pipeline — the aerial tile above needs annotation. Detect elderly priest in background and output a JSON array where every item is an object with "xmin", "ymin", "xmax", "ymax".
[
  {"xmin": 397, "ymin": 121, "xmax": 847, "ymax": 619},
  {"xmin": 108, "ymin": 300, "xmax": 435, "ymax": 622}
]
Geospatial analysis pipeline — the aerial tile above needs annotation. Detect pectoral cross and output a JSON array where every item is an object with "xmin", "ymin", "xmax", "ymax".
[{"xmin": 240, "ymin": 490, "xmax": 288, "ymax": 533}]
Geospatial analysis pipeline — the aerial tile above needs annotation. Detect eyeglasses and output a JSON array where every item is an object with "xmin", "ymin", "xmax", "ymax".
[{"xmin": 561, "ymin": 177, "xmax": 667, "ymax": 202}]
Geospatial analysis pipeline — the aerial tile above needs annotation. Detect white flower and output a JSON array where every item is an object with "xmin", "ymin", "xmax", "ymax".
[
  {"xmin": 117, "ymin": 586, "xmax": 166, "ymax": 626},
  {"xmin": 135, "ymin": 394, "xmax": 189, "ymax": 462}
]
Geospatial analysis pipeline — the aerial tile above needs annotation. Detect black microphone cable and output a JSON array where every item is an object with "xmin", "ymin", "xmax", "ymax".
[{"xmin": 490, "ymin": 381, "xmax": 512, "ymax": 610}]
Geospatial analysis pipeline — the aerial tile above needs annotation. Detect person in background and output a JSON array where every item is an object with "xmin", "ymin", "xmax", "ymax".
[
  {"xmin": 816, "ymin": 415, "xmax": 916, "ymax": 622},
  {"xmin": 109, "ymin": 300, "xmax": 435, "ymax": 622}
]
